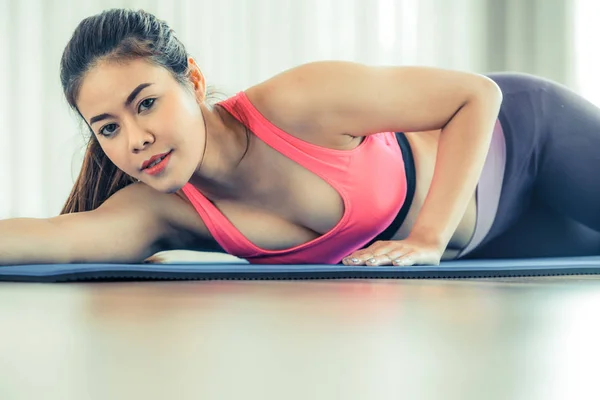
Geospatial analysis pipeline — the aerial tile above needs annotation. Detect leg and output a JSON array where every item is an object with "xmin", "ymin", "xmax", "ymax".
[
  {"xmin": 464, "ymin": 199, "xmax": 600, "ymax": 259},
  {"xmin": 533, "ymin": 79, "xmax": 600, "ymax": 232},
  {"xmin": 465, "ymin": 73, "xmax": 600, "ymax": 258}
]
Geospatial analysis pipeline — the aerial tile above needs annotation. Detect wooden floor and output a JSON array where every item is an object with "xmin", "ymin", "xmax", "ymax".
[{"xmin": 1, "ymin": 276, "xmax": 600, "ymax": 400}]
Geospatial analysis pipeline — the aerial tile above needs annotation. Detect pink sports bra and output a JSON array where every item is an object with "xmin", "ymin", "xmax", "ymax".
[{"xmin": 180, "ymin": 91, "xmax": 408, "ymax": 264}]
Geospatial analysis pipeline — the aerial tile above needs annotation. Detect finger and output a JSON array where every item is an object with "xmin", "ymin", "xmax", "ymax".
[
  {"xmin": 344, "ymin": 242, "xmax": 396, "ymax": 265},
  {"xmin": 342, "ymin": 251, "xmax": 367, "ymax": 265},
  {"xmin": 385, "ymin": 247, "xmax": 414, "ymax": 262},
  {"xmin": 367, "ymin": 247, "xmax": 417, "ymax": 267},
  {"xmin": 343, "ymin": 254, "xmax": 372, "ymax": 266},
  {"xmin": 399, "ymin": 249, "xmax": 443, "ymax": 266},
  {"xmin": 364, "ymin": 243, "xmax": 413, "ymax": 266},
  {"xmin": 364, "ymin": 253, "xmax": 395, "ymax": 266},
  {"xmin": 391, "ymin": 251, "xmax": 418, "ymax": 266}
]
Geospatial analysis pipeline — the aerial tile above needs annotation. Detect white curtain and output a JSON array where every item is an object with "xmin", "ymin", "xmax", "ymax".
[
  {"xmin": 0, "ymin": 0, "xmax": 579, "ymax": 219},
  {"xmin": 573, "ymin": 0, "xmax": 600, "ymax": 106}
]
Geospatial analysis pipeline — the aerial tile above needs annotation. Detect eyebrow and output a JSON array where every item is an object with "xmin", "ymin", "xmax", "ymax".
[{"xmin": 89, "ymin": 82, "xmax": 153, "ymax": 125}]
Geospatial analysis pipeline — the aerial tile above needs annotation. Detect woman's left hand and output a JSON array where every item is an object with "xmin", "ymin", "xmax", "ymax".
[{"xmin": 342, "ymin": 238, "xmax": 443, "ymax": 267}]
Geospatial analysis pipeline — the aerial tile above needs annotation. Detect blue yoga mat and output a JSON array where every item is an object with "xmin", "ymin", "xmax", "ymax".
[{"xmin": 2, "ymin": 256, "xmax": 600, "ymax": 282}]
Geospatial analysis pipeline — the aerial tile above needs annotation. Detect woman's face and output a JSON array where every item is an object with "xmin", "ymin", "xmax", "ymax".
[{"xmin": 76, "ymin": 58, "xmax": 206, "ymax": 193}]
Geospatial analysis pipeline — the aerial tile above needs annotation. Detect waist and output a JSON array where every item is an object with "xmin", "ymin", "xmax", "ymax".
[{"xmin": 362, "ymin": 132, "xmax": 416, "ymax": 247}]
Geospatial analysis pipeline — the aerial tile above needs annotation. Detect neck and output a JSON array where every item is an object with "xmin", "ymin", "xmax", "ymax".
[{"xmin": 188, "ymin": 104, "xmax": 252, "ymax": 200}]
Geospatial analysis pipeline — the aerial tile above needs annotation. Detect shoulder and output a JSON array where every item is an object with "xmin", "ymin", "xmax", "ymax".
[
  {"xmin": 102, "ymin": 182, "xmax": 213, "ymax": 241},
  {"xmin": 45, "ymin": 182, "xmax": 217, "ymax": 264},
  {"xmin": 247, "ymin": 60, "xmax": 368, "ymax": 94},
  {"xmin": 236, "ymin": 61, "xmax": 382, "ymax": 149},
  {"xmin": 242, "ymin": 60, "xmax": 371, "ymax": 142},
  {"xmin": 244, "ymin": 60, "xmax": 361, "ymax": 120},
  {"xmin": 243, "ymin": 61, "xmax": 501, "ymax": 139}
]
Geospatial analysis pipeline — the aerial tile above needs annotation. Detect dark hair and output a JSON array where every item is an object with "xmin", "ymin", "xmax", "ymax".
[{"xmin": 59, "ymin": 8, "xmax": 194, "ymax": 214}]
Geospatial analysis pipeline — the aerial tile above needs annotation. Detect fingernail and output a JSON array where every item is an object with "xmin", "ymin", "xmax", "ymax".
[
  {"xmin": 351, "ymin": 258, "xmax": 359, "ymax": 264},
  {"xmin": 367, "ymin": 258, "xmax": 377, "ymax": 264}
]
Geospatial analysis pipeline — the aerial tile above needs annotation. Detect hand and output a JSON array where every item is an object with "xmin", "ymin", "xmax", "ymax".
[{"xmin": 342, "ymin": 238, "xmax": 443, "ymax": 267}]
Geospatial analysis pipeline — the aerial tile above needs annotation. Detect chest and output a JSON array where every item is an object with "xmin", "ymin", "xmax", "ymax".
[
  {"xmin": 231, "ymin": 145, "xmax": 348, "ymax": 235},
  {"xmin": 177, "ymin": 134, "xmax": 406, "ymax": 257},
  {"xmin": 213, "ymin": 137, "xmax": 405, "ymax": 248}
]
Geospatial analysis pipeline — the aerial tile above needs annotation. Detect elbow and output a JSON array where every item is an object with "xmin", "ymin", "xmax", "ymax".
[{"xmin": 474, "ymin": 75, "xmax": 503, "ymax": 108}]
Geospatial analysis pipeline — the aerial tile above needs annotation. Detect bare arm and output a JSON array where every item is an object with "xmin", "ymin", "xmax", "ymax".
[
  {"xmin": 0, "ymin": 183, "xmax": 175, "ymax": 266},
  {"xmin": 249, "ymin": 61, "xmax": 503, "ymax": 254}
]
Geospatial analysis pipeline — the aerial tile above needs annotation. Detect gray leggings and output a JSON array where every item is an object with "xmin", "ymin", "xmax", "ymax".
[{"xmin": 463, "ymin": 72, "xmax": 600, "ymax": 259}]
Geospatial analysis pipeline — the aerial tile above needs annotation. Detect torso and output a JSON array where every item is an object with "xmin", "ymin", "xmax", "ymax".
[
  {"xmin": 392, "ymin": 130, "xmax": 477, "ymax": 259},
  {"xmin": 164, "ymin": 124, "xmax": 477, "ymax": 261}
]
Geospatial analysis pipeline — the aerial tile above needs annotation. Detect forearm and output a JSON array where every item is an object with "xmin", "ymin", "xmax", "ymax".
[
  {"xmin": 0, "ymin": 218, "xmax": 71, "ymax": 266},
  {"xmin": 408, "ymin": 83, "xmax": 503, "ymax": 251}
]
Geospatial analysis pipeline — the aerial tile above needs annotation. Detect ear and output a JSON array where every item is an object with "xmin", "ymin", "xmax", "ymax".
[{"xmin": 187, "ymin": 57, "xmax": 206, "ymax": 102}]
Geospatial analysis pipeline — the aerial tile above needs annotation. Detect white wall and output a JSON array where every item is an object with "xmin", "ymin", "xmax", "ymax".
[{"xmin": 0, "ymin": 0, "xmax": 582, "ymax": 219}]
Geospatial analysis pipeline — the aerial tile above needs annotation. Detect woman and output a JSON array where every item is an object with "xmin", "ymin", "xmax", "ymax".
[{"xmin": 1, "ymin": 8, "xmax": 599, "ymax": 267}]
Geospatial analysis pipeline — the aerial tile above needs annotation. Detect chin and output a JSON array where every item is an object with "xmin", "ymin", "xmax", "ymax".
[
  {"xmin": 164, "ymin": 185, "xmax": 183, "ymax": 194},
  {"xmin": 157, "ymin": 181, "xmax": 185, "ymax": 194},
  {"xmin": 143, "ymin": 165, "xmax": 194, "ymax": 194},
  {"xmin": 141, "ymin": 177, "xmax": 182, "ymax": 194}
]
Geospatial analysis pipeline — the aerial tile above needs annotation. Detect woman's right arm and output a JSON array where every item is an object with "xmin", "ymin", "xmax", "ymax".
[{"xmin": 0, "ymin": 183, "xmax": 177, "ymax": 266}]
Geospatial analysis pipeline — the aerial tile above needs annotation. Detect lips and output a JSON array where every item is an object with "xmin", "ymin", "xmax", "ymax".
[{"xmin": 141, "ymin": 151, "xmax": 171, "ymax": 170}]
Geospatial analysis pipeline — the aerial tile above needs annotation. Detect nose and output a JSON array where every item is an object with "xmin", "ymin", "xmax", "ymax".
[{"xmin": 129, "ymin": 125, "xmax": 155, "ymax": 153}]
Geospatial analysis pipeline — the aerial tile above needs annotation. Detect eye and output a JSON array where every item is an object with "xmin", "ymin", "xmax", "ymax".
[
  {"xmin": 139, "ymin": 98, "xmax": 156, "ymax": 112},
  {"xmin": 99, "ymin": 123, "xmax": 118, "ymax": 138}
]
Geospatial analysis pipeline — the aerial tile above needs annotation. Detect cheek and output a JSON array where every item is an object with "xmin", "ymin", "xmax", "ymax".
[
  {"xmin": 100, "ymin": 141, "xmax": 131, "ymax": 172},
  {"xmin": 168, "ymin": 104, "xmax": 205, "ymax": 149},
  {"xmin": 159, "ymin": 104, "xmax": 193, "ymax": 141},
  {"xmin": 180, "ymin": 118, "xmax": 206, "ymax": 161}
]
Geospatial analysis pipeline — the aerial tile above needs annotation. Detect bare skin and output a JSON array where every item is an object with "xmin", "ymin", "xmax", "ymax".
[
  {"xmin": 0, "ymin": 58, "xmax": 499, "ymax": 266},
  {"xmin": 166, "ymin": 127, "xmax": 478, "ymax": 261},
  {"xmin": 395, "ymin": 130, "xmax": 478, "ymax": 259}
]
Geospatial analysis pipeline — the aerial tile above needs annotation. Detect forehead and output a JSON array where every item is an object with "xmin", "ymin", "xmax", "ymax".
[{"xmin": 77, "ymin": 58, "xmax": 172, "ymax": 116}]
